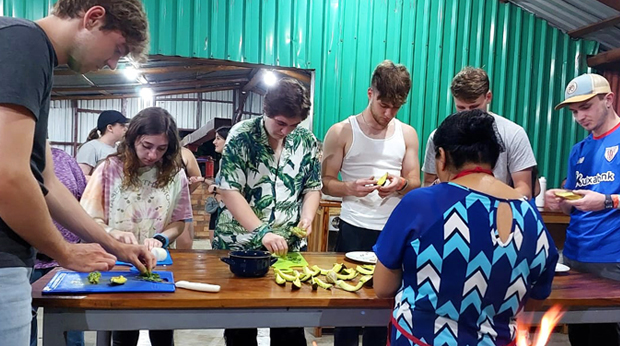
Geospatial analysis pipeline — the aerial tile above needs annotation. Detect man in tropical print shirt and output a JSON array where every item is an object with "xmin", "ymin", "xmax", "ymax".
[
  {"xmin": 214, "ymin": 78, "xmax": 321, "ymax": 346},
  {"xmin": 214, "ymin": 77, "xmax": 322, "ymax": 256}
]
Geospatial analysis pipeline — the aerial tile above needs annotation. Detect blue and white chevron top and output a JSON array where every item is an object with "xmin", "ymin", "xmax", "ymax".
[{"xmin": 374, "ymin": 183, "xmax": 558, "ymax": 346}]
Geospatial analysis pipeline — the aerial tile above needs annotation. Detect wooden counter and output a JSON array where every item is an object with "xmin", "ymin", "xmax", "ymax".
[{"xmin": 307, "ymin": 200, "xmax": 571, "ymax": 252}]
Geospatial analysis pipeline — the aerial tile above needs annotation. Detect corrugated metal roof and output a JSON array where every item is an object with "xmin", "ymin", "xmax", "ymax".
[{"xmin": 510, "ymin": 0, "xmax": 620, "ymax": 50}]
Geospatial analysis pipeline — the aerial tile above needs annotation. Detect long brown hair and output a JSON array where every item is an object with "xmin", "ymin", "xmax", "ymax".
[{"xmin": 115, "ymin": 107, "xmax": 181, "ymax": 189}]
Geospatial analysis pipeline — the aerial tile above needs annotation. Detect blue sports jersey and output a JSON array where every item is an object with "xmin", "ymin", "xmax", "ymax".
[
  {"xmin": 564, "ymin": 123, "xmax": 620, "ymax": 263},
  {"xmin": 374, "ymin": 183, "xmax": 557, "ymax": 346}
]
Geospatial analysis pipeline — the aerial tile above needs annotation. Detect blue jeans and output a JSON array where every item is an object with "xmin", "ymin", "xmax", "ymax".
[
  {"xmin": 30, "ymin": 267, "xmax": 84, "ymax": 346},
  {"xmin": 0, "ymin": 267, "xmax": 32, "ymax": 346}
]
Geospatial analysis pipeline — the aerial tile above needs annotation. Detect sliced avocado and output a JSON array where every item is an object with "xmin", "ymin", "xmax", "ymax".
[
  {"xmin": 110, "ymin": 275, "xmax": 127, "ymax": 285},
  {"xmin": 275, "ymin": 273, "xmax": 286, "ymax": 285}
]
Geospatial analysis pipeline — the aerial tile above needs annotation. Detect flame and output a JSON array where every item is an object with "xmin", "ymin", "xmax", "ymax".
[{"xmin": 516, "ymin": 305, "xmax": 564, "ymax": 346}]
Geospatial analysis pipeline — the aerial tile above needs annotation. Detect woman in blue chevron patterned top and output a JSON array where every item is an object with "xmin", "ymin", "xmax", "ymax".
[{"xmin": 373, "ymin": 109, "xmax": 558, "ymax": 346}]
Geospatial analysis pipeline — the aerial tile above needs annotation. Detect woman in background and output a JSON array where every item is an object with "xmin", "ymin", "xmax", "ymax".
[
  {"xmin": 76, "ymin": 110, "xmax": 128, "ymax": 179},
  {"xmin": 80, "ymin": 107, "xmax": 192, "ymax": 346},
  {"xmin": 373, "ymin": 109, "xmax": 558, "ymax": 346},
  {"xmin": 30, "ymin": 147, "xmax": 87, "ymax": 346},
  {"xmin": 175, "ymin": 146, "xmax": 204, "ymax": 249},
  {"xmin": 206, "ymin": 126, "xmax": 230, "ymax": 242}
]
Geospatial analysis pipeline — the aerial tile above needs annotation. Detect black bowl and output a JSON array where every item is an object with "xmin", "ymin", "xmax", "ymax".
[{"xmin": 220, "ymin": 250, "xmax": 277, "ymax": 277}]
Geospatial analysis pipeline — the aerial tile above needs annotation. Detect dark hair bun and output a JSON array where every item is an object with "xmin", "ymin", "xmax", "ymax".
[{"xmin": 433, "ymin": 109, "xmax": 505, "ymax": 170}]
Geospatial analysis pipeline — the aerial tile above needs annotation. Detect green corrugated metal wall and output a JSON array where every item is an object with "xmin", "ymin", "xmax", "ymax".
[{"xmin": 3, "ymin": 0, "xmax": 599, "ymax": 187}]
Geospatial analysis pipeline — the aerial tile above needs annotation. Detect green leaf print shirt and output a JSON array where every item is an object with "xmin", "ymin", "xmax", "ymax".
[{"xmin": 214, "ymin": 116, "xmax": 322, "ymax": 251}]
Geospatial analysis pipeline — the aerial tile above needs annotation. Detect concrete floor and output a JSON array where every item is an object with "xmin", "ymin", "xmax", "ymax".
[{"xmin": 35, "ymin": 239, "xmax": 571, "ymax": 345}]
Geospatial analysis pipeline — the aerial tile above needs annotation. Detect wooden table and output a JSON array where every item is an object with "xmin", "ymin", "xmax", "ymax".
[
  {"xmin": 33, "ymin": 251, "xmax": 620, "ymax": 346},
  {"xmin": 33, "ymin": 251, "xmax": 391, "ymax": 346},
  {"xmin": 540, "ymin": 209, "xmax": 570, "ymax": 225}
]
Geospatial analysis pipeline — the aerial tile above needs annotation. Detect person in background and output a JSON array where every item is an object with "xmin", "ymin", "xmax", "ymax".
[
  {"xmin": 80, "ymin": 107, "xmax": 192, "ymax": 346},
  {"xmin": 321, "ymin": 60, "xmax": 420, "ymax": 346},
  {"xmin": 206, "ymin": 125, "xmax": 230, "ymax": 242},
  {"xmin": 374, "ymin": 109, "xmax": 558, "ymax": 346},
  {"xmin": 215, "ymin": 78, "xmax": 321, "ymax": 346},
  {"xmin": 30, "ymin": 148, "xmax": 87, "ymax": 346},
  {"xmin": 546, "ymin": 73, "xmax": 620, "ymax": 346},
  {"xmin": 422, "ymin": 67, "xmax": 538, "ymax": 199},
  {"xmin": 0, "ymin": 1, "xmax": 154, "ymax": 344},
  {"xmin": 76, "ymin": 110, "xmax": 128, "ymax": 179},
  {"xmin": 175, "ymin": 146, "xmax": 204, "ymax": 249}
]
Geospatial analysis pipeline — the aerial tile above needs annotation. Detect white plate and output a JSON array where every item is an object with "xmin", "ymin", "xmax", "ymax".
[
  {"xmin": 345, "ymin": 251, "xmax": 377, "ymax": 264},
  {"xmin": 555, "ymin": 263, "xmax": 570, "ymax": 273}
]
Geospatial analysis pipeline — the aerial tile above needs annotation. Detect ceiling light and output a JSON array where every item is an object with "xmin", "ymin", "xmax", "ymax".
[
  {"xmin": 139, "ymin": 87, "xmax": 153, "ymax": 99},
  {"xmin": 123, "ymin": 66, "xmax": 140, "ymax": 80},
  {"xmin": 263, "ymin": 70, "xmax": 277, "ymax": 87}
]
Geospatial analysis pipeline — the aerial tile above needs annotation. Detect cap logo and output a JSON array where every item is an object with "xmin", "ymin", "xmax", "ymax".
[{"xmin": 566, "ymin": 81, "xmax": 577, "ymax": 95}]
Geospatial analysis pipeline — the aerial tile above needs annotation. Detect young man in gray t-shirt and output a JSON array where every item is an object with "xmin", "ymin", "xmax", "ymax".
[{"xmin": 422, "ymin": 67, "xmax": 538, "ymax": 198}]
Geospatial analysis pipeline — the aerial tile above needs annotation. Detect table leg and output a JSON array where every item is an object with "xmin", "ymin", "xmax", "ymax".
[
  {"xmin": 42, "ymin": 311, "xmax": 67, "ymax": 346},
  {"xmin": 96, "ymin": 331, "xmax": 112, "ymax": 346}
]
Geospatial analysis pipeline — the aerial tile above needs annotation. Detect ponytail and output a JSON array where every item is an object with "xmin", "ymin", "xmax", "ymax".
[{"xmin": 86, "ymin": 127, "xmax": 101, "ymax": 141}]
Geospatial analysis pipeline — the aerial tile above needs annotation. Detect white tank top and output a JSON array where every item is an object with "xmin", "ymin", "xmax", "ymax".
[{"xmin": 339, "ymin": 116, "xmax": 406, "ymax": 230}]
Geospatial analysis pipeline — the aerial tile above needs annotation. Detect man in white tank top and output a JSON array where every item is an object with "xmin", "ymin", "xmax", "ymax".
[{"xmin": 321, "ymin": 60, "xmax": 421, "ymax": 346}]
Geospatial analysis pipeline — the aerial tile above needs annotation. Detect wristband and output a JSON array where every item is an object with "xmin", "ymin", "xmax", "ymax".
[
  {"xmin": 613, "ymin": 195, "xmax": 619, "ymax": 209},
  {"xmin": 252, "ymin": 223, "xmax": 272, "ymax": 238},
  {"xmin": 396, "ymin": 177, "xmax": 408, "ymax": 192},
  {"xmin": 153, "ymin": 233, "xmax": 169, "ymax": 248},
  {"xmin": 604, "ymin": 194, "xmax": 614, "ymax": 210}
]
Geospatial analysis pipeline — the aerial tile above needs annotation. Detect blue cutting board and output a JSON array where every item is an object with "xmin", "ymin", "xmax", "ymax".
[
  {"xmin": 115, "ymin": 249, "xmax": 173, "ymax": 266},
  {"xmin": 42, "ymin": 270, "xmax": 175, "ymax": 294}
]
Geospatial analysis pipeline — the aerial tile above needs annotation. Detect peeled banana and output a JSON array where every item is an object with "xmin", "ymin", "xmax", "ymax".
[
  {"xmin": 377, "ymin": 172, "xmax": 389, "ymax": 186},
  {"xmin": 336, "ymin": 268, "xmax": 358, "ymax": 280},
  {"xmin": 290, "ymin": 226, "xmax": 308, "ymax": 238},
  {"xmin": 311, "ymin": 277, "xmax": 333, "ymax": 290},
  {"xmin": 275, "ymin": 273, "xmax": 286, "ymax": 285},
  {"xmin": 554, "ymin": 191, "xmax": 583, "ymax": 200},
  {"xmin": 291, "ymin": 278, "xmax": 302, "ymax": 290},
  {"xmin": 356, "ymin": 265, "xmax": 375, "ymax": 275},
  {"xmin": 336, "ymin": 280, "xmax": 364, "ymax": 292},
  {"xmin": 275, "ymin": 269, "xmax": 297, "ymax": 282}
]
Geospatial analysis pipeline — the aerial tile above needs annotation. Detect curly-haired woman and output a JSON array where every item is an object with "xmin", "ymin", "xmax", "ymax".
[{"xmin": 80, "ymin": 107, "xmax": 192, "ymax": 346}]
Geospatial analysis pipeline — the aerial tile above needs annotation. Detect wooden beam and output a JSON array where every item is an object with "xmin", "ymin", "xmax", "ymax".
[
  {"xmin": 148, "ymin": 55, "xmax": 311, "ymax": 81},
  {"xmin": 242, "ymin": 69, "xmax": 263, "ymax": 92},
  {"xmin": 54, "ymin": 64, "xmax": 249, "ymax": 76},
  {"xmin": 53, "ymin": 77, "xmax": 248, "ymax": 94},
  {"xmin": 52, "ymin": 86, "xmax": 236, "ymax": 100},
  {"xmin": 597, "ymin": 0, "xmax": 620, "ymax": 12},
  {"xmin": 278, "ymin": 69, "xmax": 311, "ymax": 84},
  {"xmin": 76, "ymin": 108, "xmax": 105, "ymax": 114},
  {"xmin": 588, "ymin": 47, "xmax": 620, "ymax": 67},
  {"xmin": 569, "ymin": 15, "xmax": 620, "ymax": 38}
]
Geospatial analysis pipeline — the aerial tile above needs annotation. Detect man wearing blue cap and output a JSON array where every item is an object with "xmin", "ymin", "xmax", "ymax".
[{"xmin": 546, "ymin": 73, "xmax": 620, "ymax": 346}]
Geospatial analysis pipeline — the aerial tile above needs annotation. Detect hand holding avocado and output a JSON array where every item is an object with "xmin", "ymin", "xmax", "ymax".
[
  {"xmin": 346, "ymin": 176, "xmax": 380, "ymax": 197},
  {"xmin": 377, "ymin": 173, "xmax": 406, "ymax": 198}
]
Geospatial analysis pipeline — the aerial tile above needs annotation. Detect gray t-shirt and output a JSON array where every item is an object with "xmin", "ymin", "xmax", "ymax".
[
  {"xmin": 76, "ymin": 140, "xmax": 117, "ymax": 169},
  {"xmin": 0, "ymin": 18, "xmax": 57, "ymax": 268},
  {"xmin": 421, "ymin": 112, "xmax": 537, "ymax": 185}
]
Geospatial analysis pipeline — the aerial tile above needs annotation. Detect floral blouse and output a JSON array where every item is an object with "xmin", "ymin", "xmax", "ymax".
[{"xmin": 80, "ymin": 156, "xmax": 193, "ymax": 243}]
